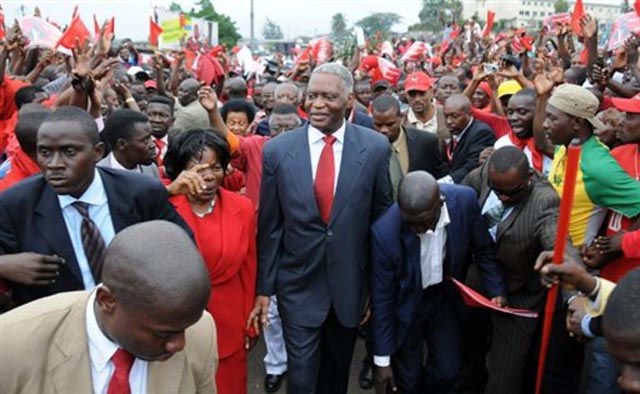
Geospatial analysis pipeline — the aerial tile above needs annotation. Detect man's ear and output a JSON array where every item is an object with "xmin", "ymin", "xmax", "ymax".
[
  {"xmin": 93, "ymin": 141, "xmax": 106, "ymax": 162},
  {"xmin": 95, "ymin": 285, "xmax": 117, "ymax": 315}
]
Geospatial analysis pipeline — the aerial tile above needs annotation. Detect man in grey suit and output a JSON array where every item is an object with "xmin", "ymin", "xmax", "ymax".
[
  {"xmin": 462, "ymin": 146, "xmax": 559, "ymax": 394},
  {"xmin": 98, "ymin": 109, "xmax": 160, "ymax": 179},
  {"xmin": 251, "ymin": 63, "xmax": 393, "ymax": 394}
]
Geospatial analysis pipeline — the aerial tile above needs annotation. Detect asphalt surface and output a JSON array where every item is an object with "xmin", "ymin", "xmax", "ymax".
[{"xmin": 247, "ymin": 335, "xmax": 371, "ymax": 394}]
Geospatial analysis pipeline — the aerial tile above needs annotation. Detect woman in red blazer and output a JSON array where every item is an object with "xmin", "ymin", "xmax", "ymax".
[{"xmin": 164, "ymin": 129, "xmax": 257, "ymax": 394}]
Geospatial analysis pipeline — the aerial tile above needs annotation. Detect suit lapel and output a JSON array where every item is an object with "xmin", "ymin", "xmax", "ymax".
[
  {"xmin": 401, "ymin": 225, "xmax": 422, "ymax": 288},
  {"xmin": 100, "ymin": 169, "xmax": 135, "ymax": 232},
  {"xmin": 286, "ymin": 128, "xmax": 320, "ymax": 219},
  {"xmin": 147, "ymin": 353, "xmax": 186, "ymax": 394},
  {"xmin": 49, "ymin": 293, "xmax": 93, "ymax": 394},
  {"xmin": 329, "ymin": 124, "xmax": 365, "ymax": 225},
  {"xmin": 478, "ymin": 163, "xmax": 492, "ymax": 205},
  {"xmin": 35, "ymin": 185, "xmax": 83, "ymax": 283}
]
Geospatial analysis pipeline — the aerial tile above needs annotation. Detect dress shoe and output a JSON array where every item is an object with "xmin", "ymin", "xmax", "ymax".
[
  {"xmin": 264, "ymin": 373, "xmax": 284, "ymax": 393},
  {"xmin": 359, "ymin": 362, "xmax": 374, "ymax": 390}
]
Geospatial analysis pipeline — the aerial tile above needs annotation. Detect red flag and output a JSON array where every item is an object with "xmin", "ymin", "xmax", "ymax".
[
  {"xmin": 571, "ymin": 0, "xmax": 585, "ymax": 35},
  {"xmin": 521, "ymin": 36, "xmax": 535, "ymax": 51},
  {"xmin": 56, "ymin": 16, "xmax": 90, "ymax": 49},
  {"xmin": 93, "ymin": 14, "xmax": 100, "ymax": 36},
  {"xmin": 149, "ymin": 17, "xmax": 163, "ymax": 47},
  {"xmin": 635, "ymin": 0, "xmax": 640, "ymax": 17},
  {"xmin": 106, "ymin": 17, "xmax": 115, "ymax": 35},
  {"xmin": 483, "ymin": 11, "xmax": 496, "ymax": 37},
  {"xmin": 0, "ymin": 10, "xmax": 5, "ymax": 41}
]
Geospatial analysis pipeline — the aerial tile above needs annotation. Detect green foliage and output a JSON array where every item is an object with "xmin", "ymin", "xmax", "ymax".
[
  {"xmin": 331, "ymin": 13, "xmax": 348, "ymax": 41},
  {"xmin": 554, "ymin": 0, "xmax": 570, "ymax": 13},
  {"xmin": 355, "ymin": 12, "xmax": 402, "ymax": 38},
  {"xmin": 262, "ymin": 18, "xmax": 284, "ymax": 40},
  {"xmin": 409, "ymin": 0, "xmax": 462, "ymax": 32},
  {"xmin": 170, "ymin": 0, "xmax": 241, "ymax": 47}
]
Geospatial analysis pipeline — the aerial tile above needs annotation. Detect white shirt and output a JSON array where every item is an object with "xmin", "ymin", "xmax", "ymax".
[
  {"xmin": 419, "ymin": 203, "xmax": 450, "ymax": 289},
  {"xmin": 308, "ymin": 122, "xmax": 345, "ymax": 193},
  {"xmin": 481, "ymin": 191, "xmax": 514, "ymax": 241},
  {"xmin": 86, "ymin": 288, "xmax": 148, "ymax": 394},
  {"xmin": 107, "ymin": 152, "xmax": 145, "ymax": 173},
  {"xmin": 374, "ymin": 203, "xmax": 451, "ymax": 367},
  {"xmin": 57, "ymin": 170, "xmax": 116, "ymax": 289},
  {"xmin": 494, "ymin": 134, "xmax": 553, "ymax": 176}
]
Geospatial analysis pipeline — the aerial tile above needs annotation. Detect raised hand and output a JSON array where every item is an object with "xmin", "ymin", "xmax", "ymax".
[
  {"xmin": 71, "ymin": 38, "xmax": 92, "ymax": 79},
  {"xmin": 198, "ymin": 85, "xmax": 219, "ymax": 112},
  {"xmin": 580, "ymin": 14, "xmax": 597, "ymax": 40},
  {"xmin": 533, "ymin": 72, "xmax": 555, "ymax": 96}
]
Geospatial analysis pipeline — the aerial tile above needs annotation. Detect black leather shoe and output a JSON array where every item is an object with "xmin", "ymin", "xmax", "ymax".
[
  {"xmin": 359, "ymin": 362, "xmax": 374, "ymax": 390},
  {"xmin": 264, "ymin": 373, "xmax": 284, "ymax": 393}
]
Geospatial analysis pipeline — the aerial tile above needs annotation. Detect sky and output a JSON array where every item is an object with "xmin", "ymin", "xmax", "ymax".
[{"xmin": 1, "ymin": 0, "xmax": 424, "ymax": 41}]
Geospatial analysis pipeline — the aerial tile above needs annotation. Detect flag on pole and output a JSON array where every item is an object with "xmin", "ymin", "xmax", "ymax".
[
  {"xmin": 56, "ymin": 16, "xmax": 90, "ymax": 49},
  {"xmin": 571, "ymin": 0, "xmax": 585, "ymax": 35},
  {"xmin": 149, "ymin": 17, "xmax": 163, "ymax": 47},
  {"xmin": 482, "ymin": 11, "xmax": 496, "ymax": 37}
]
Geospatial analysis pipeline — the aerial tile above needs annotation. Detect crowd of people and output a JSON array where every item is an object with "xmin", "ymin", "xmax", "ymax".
[{"xmin": 1, "ymin": 6, "xmax": 640, "ymax": 394}]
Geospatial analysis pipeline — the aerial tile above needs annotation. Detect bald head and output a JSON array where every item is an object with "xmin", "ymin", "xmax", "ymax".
[
  {"xmin": 178, "ymin": 78, "xmax": 201, "ymax": 106},
  {"xmin": 102, "ymin": 221, "xmax": 210, "ymax": 314},
  {"xmin": 398, "ymin": 171, "xmax": 440, "ymax": 214},
  {"xmin": 445, "ymin": 94, "xmax": 471, "ymax": 112},
  {"xmin": 224, "ymin": 77, "xmax": 248, "ymax": 100},
  {"xmin": 444, "ymin": 94, "xmax": 473, "ymax": 135}
]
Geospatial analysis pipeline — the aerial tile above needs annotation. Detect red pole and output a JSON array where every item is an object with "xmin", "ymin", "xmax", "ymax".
[{"xmin": 535, "ymin": 139, "xmax": 582, "ymax": 394}]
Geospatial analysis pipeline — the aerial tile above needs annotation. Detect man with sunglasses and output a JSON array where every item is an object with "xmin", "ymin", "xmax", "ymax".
[
  {"xmin": 463, "ymin": 146, "xmax": 560, "ymax": 393},
  {"xmin": 370, "ymin": 171, "xmax": 506, "ymax": 394}
]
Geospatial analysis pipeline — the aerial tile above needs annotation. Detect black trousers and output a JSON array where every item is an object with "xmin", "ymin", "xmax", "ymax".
[
  {"xmin": 281, "ymin": 306, "xmax": 358, "ymax": 394},
  {"xmin": 392, "ymin": 284, "xmax": 461, "ymax": 394}
]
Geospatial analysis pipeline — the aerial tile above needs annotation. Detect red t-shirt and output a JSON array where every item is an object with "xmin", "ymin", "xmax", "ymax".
[
  {"xmin": 471, "ymin": 107, "xmax": 511, "ymax": 139},
  {"xmin": 601, "ymin": 143, "xmax": 640, "ymax": 282}
]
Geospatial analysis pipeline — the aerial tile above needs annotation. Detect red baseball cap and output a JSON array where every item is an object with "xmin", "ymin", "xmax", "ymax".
[
  {"xmin": 611, "ymin": 93, "xmax": 640, "ymax": 114},
  {"xmin": 404, "ymin": 71, "xmax": 433, "ymax": 92},
  {"xmin": 144, "ymin": 80, "xmax": 158, "ymax": 90}
]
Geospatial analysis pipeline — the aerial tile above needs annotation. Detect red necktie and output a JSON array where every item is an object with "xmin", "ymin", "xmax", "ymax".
[
  {"xmin": 446, "ymin": 138, "xmax": 457, "ymax": 161},
  {"xmin": 107, "ymin": 348, "xmax": 135, "ymax": 394},
  {"xmin": 154, "ymin": 139, "xmax": 166, "ymax": 167},
  {"xmin": 314, "ymin": 135, "xmax": 337, "ymax": 224}
]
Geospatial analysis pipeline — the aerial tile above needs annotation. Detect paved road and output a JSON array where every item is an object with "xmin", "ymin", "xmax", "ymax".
[{"xmin": 247, "ymin": 335, "xmax": 371, "ymax": 394}]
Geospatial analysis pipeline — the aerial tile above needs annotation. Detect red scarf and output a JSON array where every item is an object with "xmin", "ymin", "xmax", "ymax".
[{"xmin": 507, "ymin": 132, "xmax": 544, "ymax": 172}]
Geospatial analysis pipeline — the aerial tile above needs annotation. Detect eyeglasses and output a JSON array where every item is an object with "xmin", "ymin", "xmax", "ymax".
[{"xmin": 489, "ymin": 180, "xmax": 529, "ymax": 197}]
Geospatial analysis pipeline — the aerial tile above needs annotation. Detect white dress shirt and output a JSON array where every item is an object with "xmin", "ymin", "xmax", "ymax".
[
  {"xmin": 481, "ymin": 191, "xmax": 514, "ymax": 241},
  {"xmin": 374, "ymin": 203, "xmax": 451, "ymax": 367},
  {"xmin": 308, "ymin": 122, "xmax": 346, "ymax": 193},
  {"xmin": 86, "ymin": 288, "xmax": 148, "ymax": 394},
  {"xmin": 57, "ymin": 169, "xmax": 116, "ymax": 289}
]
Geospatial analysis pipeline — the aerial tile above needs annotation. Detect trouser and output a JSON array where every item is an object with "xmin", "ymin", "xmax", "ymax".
[
  {"xmin": 392, "ymin": 284, "xmax": 461, "ymax": 394},
  {"xmin": 582, "ymin": 336, "xmax": 621, "ymax": 394},
  {"xmin": 281, "ymin": 306, "xmax": 358, "ymax": 394},
  {"xmin": 263, "ymin": 295, "xmax": 287, "ymax": 375}
]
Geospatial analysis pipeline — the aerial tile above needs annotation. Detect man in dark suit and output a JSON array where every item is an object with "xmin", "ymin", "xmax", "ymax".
[
  {"xmin": 441, "ymin": 94, "xmax": 496, "ymax": 184},
  {"xmin": 371, "ymin": 171, "xmax": 506, "ymax": 394},
  {"xmin": 0, "ymin": 106, "xmax": 190, "ymax": 307},
  {"xmin": 462, "ymin": 146, "xmax": 560, "ymax": 394},
  {"xmin": 252, "ymin": 63, "xmax": 393, "ymax": 394},
  {"xmin": 372, "ymin": 94, "xmax": 445, "ymax": 197}
]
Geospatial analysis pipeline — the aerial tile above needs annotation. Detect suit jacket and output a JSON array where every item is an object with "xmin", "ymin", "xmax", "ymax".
[
  {"xmin": 0, "ymin": 291, "xmax": 217, "ymax": 394},
  {"xmin": 352, "ymin": 110, "xmax": 375, "ymax": 130},
  {"xmin": 97, "ymin": 156, "xmax": 161, "ymax": 179},
  {"xmin": 0, "ymin": 167, "xmax": 192, "ymax": 305},
  {"xmin": 405, "ymin": 126, "xmax": 446, "ymax": 178},
  {"xmin": 173, "ymin": 100, "xmax": 210, "ymax": 131},
  {"xmin": 462, "ymin": 163, "xmax": 559, "ymax": 308},
  {"xmin": 370, "ymin": 183, "xmax": 506, "ymax": 356},
  {"xmin": 258, "ymin": 122, "xmax": 392, "ymax": 328},
  {"xmin": 447, "ymin": 119, "xmax": 496, "ymax": 183}
]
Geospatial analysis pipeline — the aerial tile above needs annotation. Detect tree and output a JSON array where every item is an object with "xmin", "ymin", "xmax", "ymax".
[
  {"xmin": 554, "ymin": 0, "xmax": 569, "ymax": 13},
  {"xmin": 262, "ymin": 18, "xmax": 283, "ymax": 40},
  {"xmin": 331, "ymin": 13, "xmax": 348, "ymax": 40},
  {"xmin": 170, "ymin": 0, "xmax": 241, "ymax": 47},
  {"xmin": 621, "ymin": 0, "xmax": 632, "ymax": 13},
  {"xmin": 355, "ymin": 12, "xmax": 402, "ymax": 38},
  {"xmin": 408, "ymin": 0, "xmax": 462, "ymax": 32}
]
